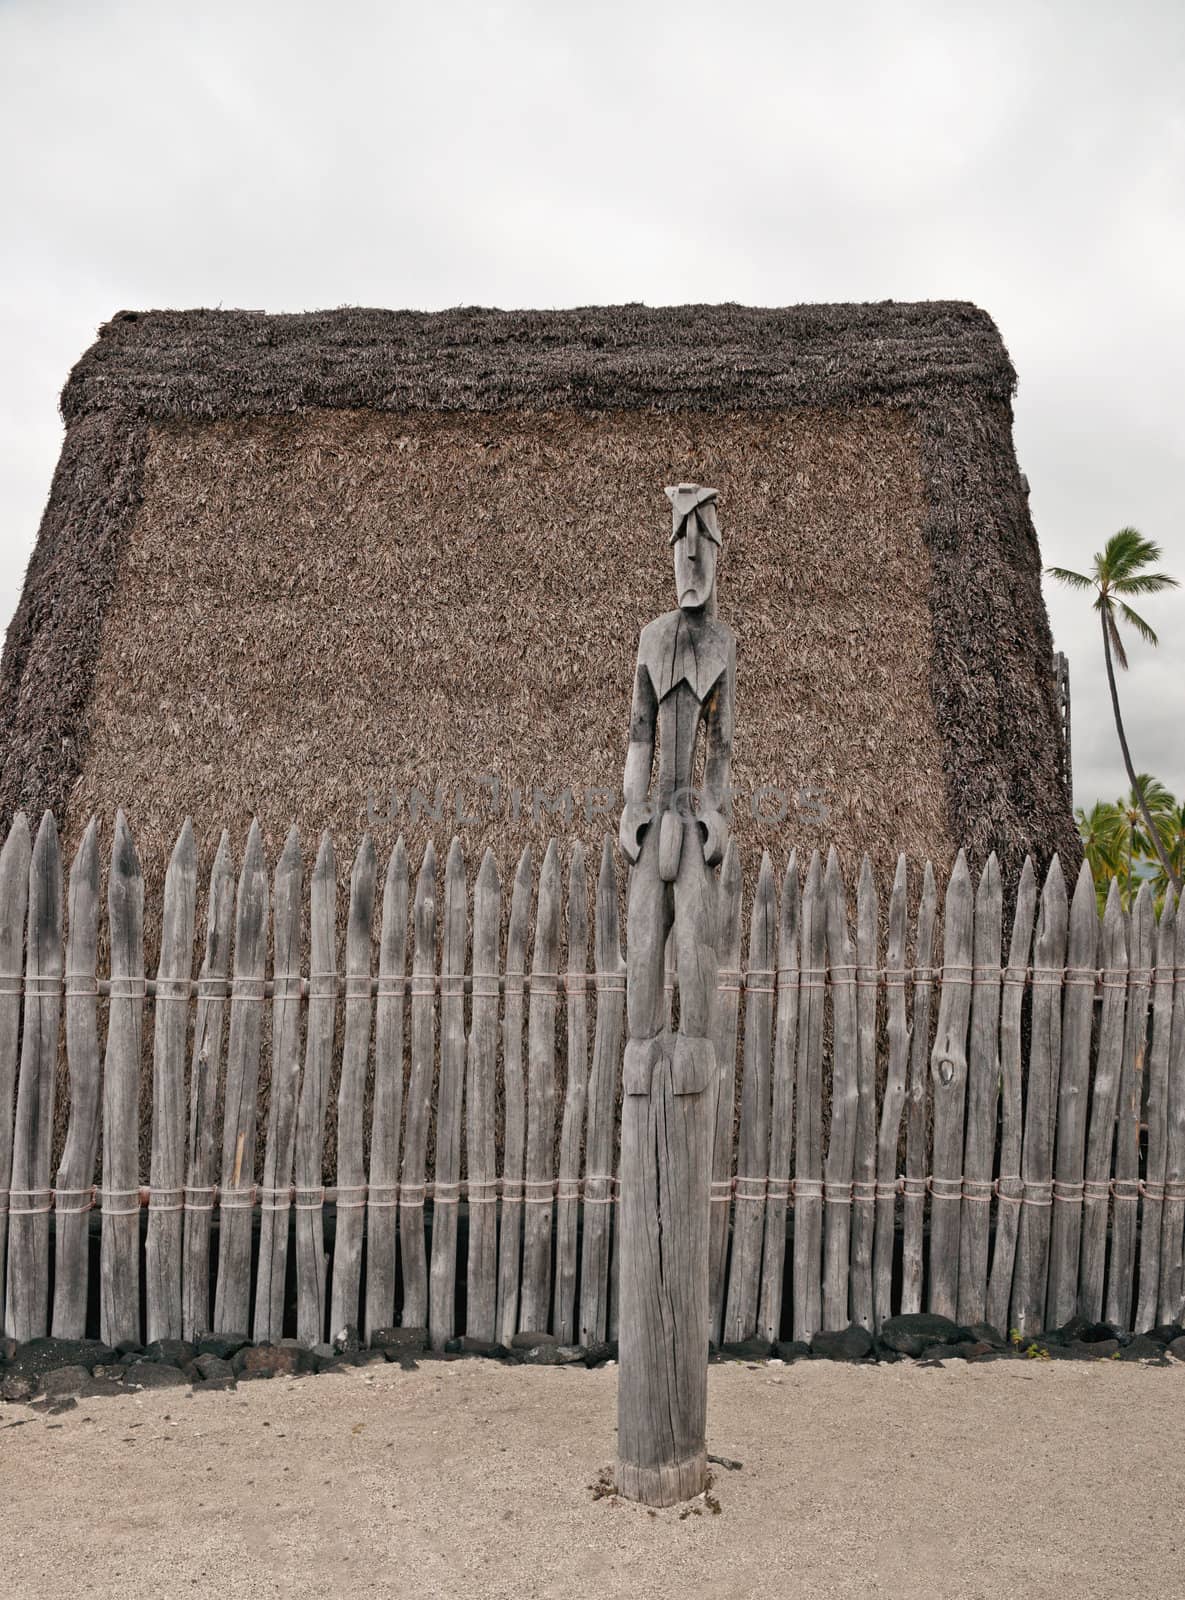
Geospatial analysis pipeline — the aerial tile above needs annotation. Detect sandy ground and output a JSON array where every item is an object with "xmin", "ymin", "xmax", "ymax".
[{"xmin": 1, "ymin": 1358, "xmax": 1183, "ymax": 1600}]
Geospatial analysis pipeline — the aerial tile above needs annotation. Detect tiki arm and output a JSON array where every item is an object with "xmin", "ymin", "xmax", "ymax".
[
  {"xmin": 699, "ymin": 638, "xmax": 735, "ymax": 865},
  {"xmin": 619, "ymin": 657, "xmax": 657, "ymax": 863}
]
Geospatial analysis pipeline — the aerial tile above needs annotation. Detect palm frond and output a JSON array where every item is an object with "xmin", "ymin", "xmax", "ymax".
[
  {"xmin": 1046, "ymin": 566, "xmax": 1095, "ymax": 592},
  {"xmin": 1117, "ymin": 601, "xmax": 1159, "ymax": 648},
  {"xmin": 1114, "ymin": 571, "xmax": 1180, "ymax": 596},
  {"xmin": 1102, "ymin": 527, "xmax": 1164, "ymax": 582}
]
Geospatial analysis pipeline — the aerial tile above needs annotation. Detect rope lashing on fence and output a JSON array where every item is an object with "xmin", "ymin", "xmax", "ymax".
[
  {"xmin": 6, "ymin": 1169, "xmax": 1174, "ymax": 1222},
  {"xmin": 0, "ymin": 965, "xmax": 1164, "ymax": 1000}
]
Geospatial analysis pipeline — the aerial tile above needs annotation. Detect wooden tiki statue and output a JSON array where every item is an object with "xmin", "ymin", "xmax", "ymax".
[{"xmin": 617, "ymin": 483, "xmax": 735, "ymax": 1505}]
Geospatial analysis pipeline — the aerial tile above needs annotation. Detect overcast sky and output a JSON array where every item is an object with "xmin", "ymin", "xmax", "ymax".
[{"xmin": 1, "ymin": 0, "xmax": 1181, "ymax": 809}]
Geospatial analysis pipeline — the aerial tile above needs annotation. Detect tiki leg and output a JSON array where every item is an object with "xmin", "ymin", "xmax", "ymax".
[{"xmin": 619, "ymin": 820, "xmax": 714, "ymax": 1507}]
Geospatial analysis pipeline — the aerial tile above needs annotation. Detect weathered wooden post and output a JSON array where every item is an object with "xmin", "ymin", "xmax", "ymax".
[{"xmin": 617, "ymin": 484, "xmax": 735, "ymax": 1507}]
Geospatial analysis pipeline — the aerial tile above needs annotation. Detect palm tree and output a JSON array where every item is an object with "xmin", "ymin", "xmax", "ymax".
[
  {"xmin": 1113, "ymin": 775, "xmax": 1175, "ymax": 906},
  {"xmin": 1048, "ymin": 529, "xmax": 1180, "ymax": 893},
  {"xmin": 1150, "ymin": 799, "xmax": 1185, "ymax": 900},
  {"xmin": 1076, "ymin": 800, "xmax": 1124, "ymax": 909}
]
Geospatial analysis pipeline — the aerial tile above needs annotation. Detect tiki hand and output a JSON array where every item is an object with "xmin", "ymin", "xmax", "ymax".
[
  {"xmin": 698, "ymin": 807, "xmax": 728, "ymax": 866},
  {"xmin": 619, "ymin": 800, "xmax": 654, "ymax": 864}
]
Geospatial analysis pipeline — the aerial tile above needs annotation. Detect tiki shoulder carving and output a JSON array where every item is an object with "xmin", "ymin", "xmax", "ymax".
[{"xmin": 619, "ymin": 484, "xmax": 735, "ymax": 873}]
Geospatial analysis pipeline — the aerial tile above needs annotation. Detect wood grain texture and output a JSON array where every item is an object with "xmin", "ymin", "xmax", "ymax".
[
  {"xmin": 1013, "ymin": 855, "xmax": 1067, "ymax": 1337},
  {"xmin": 957, "ymin": 853, "xmax": 1001, "ymax": 1326},
  {"xmin": 554, "ymin": 842, "xmax": 589, "ymax": 1344},
  {"xmin": 927, "ymin": 850, "xmax": 972, "ymax": 1321},
  {"xmin": 399, "ymin": 840, "xmax": 436, "ymax": 1330},
  {"xmin": 708, "ymin": 839, "xmax": 742, "ymax": 1345},
  {"xmin": 99, "ymin": 811, "xmax": 143, "ymax": 1346},
  {"xmin": 985, "ymin": 856, "xmax": 1036, "ymax": 1337},
  {"xmin": 1136, "ymin": 891, "xmax": 1176, "ymax": 1332},
  {"xmin": 520, "ymin": 838, "xmax": 560, "ymax": 1333},
  {"xmin": 293, "ymin": 832, "xmax": 336, "ymax": 1346},
  {"xmin": 51, "ymin": 818, "xmax": 100, "ymax": 1338},
  {"xmin": 496, "ymin": 846, "xmax": 532, "ymax": 1345},
  {"xmin": 213, "ymin": 820, "xmax": 269, "ymax": 1335},
  {"xmin": 873, "ymin": 855, "xmax": 909, "ymax": 1330},
  {"xmin": 6, "ymin": 812, "xmax": 62, "ymax": 1340},
  {"xmin": 465, "ymin": 848, "xmax": 500, "ymax": 1341},
  {"xmin": 364, "ymin": 837, "xmax": 408, "ymax": 1341},
  {"xmin": 182, "ymin": 831, "xmax": 234, "ymax": 1340},
  {"xmin": 579, "ymin": 837, "xmax": 624, "ymax": 1348},
  {"xmin": 253, "ymin": 826, "xmax": 303, "ymax": 1344},
  {"xmin": 429, "ymin": 837, "xmax": 466, "ymax": 1350},
  {"xmin": 145, "ymin": 819, "xmax": 196, "ymax": 1342},
  {"xmin": 1106, "ymin": 883, "xmax": 1153, "ymax": 1330},
  {"xmin": 0, "ymin": 814, "xmax": 31, "ymax": 1335},
  {"xmin": 723, "ymin": 851, "xmax": 774, "ymax": 1343},
  {"xmin": 793, "ymin": 850, "xmax": 825, "ymax": 1341},
  {"xmin": 850, "ymin": 855, "xmax": 879, "ymax": 1331},
  {"xmin": 1079, "ymin": 880, "xmax": 1126, "ymax": 1322},
  {"xmin": 330, "ymin": 834, "xmax": 377, "ymax": 1343},
  {"xmin": 900, "ymin": 863, "xmax": 937, "ymax": 1316},
  {"xmin": 822, "ymin": 848, "xmax": 857, "ymax": 1330},
  {"xmin": 1158, "ymin": 899, "xmax": 1185, "ymax": 1323},
  {"xmin": 757, "ymin": 852, "xmax": 798, "ymax": 1345},
  {"xmin": 1046, "ymin": 860, "xmax": 1098, "ymax": 1328}
]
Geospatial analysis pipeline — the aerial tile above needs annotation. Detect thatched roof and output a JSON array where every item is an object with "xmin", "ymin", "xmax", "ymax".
[{"xmin": 0, "ymin": 301, "xmax": 1077, "ymax": 889}]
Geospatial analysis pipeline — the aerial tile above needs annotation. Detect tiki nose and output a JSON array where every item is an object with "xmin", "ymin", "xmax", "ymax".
[{"xmin": 685, "ymin": 517, "xmax": 699, "ymax": 559}]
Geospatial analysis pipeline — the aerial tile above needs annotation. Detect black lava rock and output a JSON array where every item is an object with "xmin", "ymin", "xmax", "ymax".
[
  {"xmin": 1067, "ymin": 1338, "xmax": 1120, "ymax": 1359},
  {"xmin": 1077, "ymin": 1321, "xmax": 1122, "ymax": 1344},
  {"xmin": 1166, "ymin": 1336, "xmax": 1185, "ymax": 1361},
  {"xmin": 124, "ymin": 1362, "xmax": 190, "ymax": 1389},
  {"xmin": 370, "ymin": 1327, "xmax": 428, "ymax": 1355},
  {"xmin": 332, "ymin": 1326, "xmax": 361, "ymax": 1354},
  {"xmin": 720, "ymin": 1338, "xmax": 773, "ymax": 1362},
  {"xmin": 774, "ymin": 1340, "xmax": 813, "ymax": 1362},
  {"xmin": 879, "ymin": 1314, "xmax": 972, "ymax": 1357},
  {"xmin": 6, "ymin": 1337, "xmax": 117, "ymax": 1377},
  {"xmin": 522, "ymin": 1343, "xmax": 585, "ymax": 1366},
  {"xmin": 967, "ymin": 1323, "xmax": 1009, "ymax": 1349},
  {"xmin": 918, "ymin": 1342, "xmax": 968, "ymax": 1362},
  {"xmin": 1050, "ymin": 1315, "xmax": 1091, "ymax": 1345},
  {"xmin": 1, "ymin": 1371, "xmax": 36, "ymax": 1402},
  {"xmin": 1119, "ymin": 1335, "xmax": 1168, "ymax": 1363},
  {"xmin": 583, "ymin": 1341, "xmax": 618, "ymax": 1366},
  {"xmin": 510, "ymin": 1331, "xmax": 560, "ymax": 1350},
  {"xmin": 234, "ymin": 1344, "xmax": 303, "ymax": 1379},
  {"xmin": 39, "ymin": 1365, "xmax": 93, "ymax": 1400},
  {"xmin": 810, "ymin": 1325, "xmax": 874, "ymax": 1362},
  {"xmin": 458, "ymin": 1337, "xmax": 505, "ymax": 1357},
  {"xmin": 194, "ymin": 1354, "xmax": 235, "ymax": 1382},
  {"xmin": 80, "ymin": 1374, "xmax": 129, "ymax": 1400},
  {"xmin": 196, "ymin": 1334, "xmax": 251, "ymax": 1360},
  {"xmin": 143, "ymin": 1339, "xmax": 196, "ymax": 1367},
  {"xmin": 1146, "ymin": 1324, "xmax": 1184, "ymax": 1346}
]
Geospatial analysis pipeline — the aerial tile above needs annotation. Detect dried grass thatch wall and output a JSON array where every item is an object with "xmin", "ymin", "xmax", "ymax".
[
  {"xmin": 0, "ymin": 301, "xmax": 1078, "ymax": 1178},
  {"xmin": 1, "ymin": 301, "xmax": 1076, "ymax": 901}
]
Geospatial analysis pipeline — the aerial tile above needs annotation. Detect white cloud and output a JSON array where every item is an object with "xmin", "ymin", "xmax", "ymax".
[{"xmin": 1, "ymin": 0, "xmax": 1182, "ymax": 808}]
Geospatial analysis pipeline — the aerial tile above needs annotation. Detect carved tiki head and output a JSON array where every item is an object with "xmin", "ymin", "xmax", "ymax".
[{"xmin": 665, "ymin": 483, "xmax": 721, "ymax": 612}]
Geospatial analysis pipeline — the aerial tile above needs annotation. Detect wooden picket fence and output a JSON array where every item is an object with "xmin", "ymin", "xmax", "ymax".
[{"xmin": 1, "ymin": 809, "xmax": 1182, "ymax": 1354}]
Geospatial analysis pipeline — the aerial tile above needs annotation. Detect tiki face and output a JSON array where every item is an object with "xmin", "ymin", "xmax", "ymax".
[
  {"xmin": 673, "ymin": 525, "xmax": 717, "ymax": 612},
  {"xmin": 666, "ymin": 482, "xmax": 721, "ymax": 613}
]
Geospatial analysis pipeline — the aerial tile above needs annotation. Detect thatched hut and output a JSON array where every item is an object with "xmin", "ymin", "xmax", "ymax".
[{"xmin": 0, "ymin": 302, "xmax": 1076, "ymax": 892}]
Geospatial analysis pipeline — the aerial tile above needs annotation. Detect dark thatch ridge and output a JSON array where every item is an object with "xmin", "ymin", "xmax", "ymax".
[{"xmin": 0, "ymin": 301, "xmax": 1078, "ymax": 876}]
